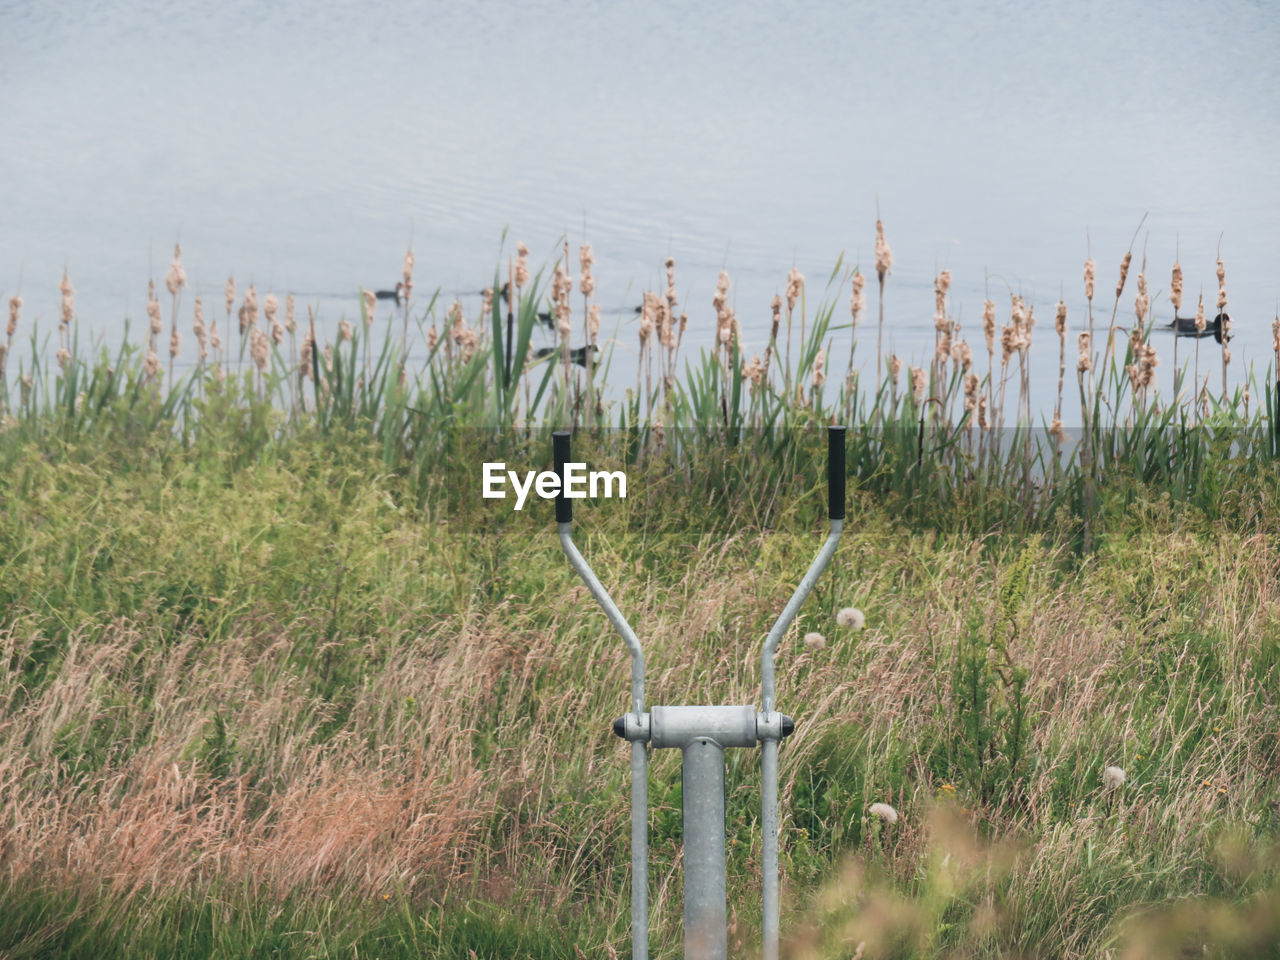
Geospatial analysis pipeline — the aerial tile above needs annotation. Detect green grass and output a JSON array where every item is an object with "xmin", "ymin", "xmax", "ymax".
[{"xmin": 0, "ymin": 246, "xmax": 1278, "ymax": 956}]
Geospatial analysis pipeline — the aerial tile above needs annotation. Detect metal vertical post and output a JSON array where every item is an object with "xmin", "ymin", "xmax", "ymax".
[{"xmin": 682, "ymin": 737, "xmax": 727, "ymax": 960}]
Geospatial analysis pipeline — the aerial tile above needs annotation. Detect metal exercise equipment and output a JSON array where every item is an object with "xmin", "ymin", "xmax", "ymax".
[{"xmin": 554, "ymin": 426, "xmax": 845, "ymax": 960}]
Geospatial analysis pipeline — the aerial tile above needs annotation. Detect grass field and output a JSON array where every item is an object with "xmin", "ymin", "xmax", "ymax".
[{"xmin": 1, "ymin": 240, "xmax": 1278, "ymax": 957}]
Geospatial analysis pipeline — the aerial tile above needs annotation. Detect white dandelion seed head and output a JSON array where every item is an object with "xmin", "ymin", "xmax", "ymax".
[
  {"xmin": 803, "ymin": 632, "xmax": 826, "ymax": 651},
  {"xmin": 1103, "ymin": 765, "xmax": 1126, "ymax": 791},
  {"xmin": 868, "ymin": 802, "xmax": 898, "ymax": 824},
  {"xmin": 836, "ymin": 607, "xmax": 866, "ymax": 630}
]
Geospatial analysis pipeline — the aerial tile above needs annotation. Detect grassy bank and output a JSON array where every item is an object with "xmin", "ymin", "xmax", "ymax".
[
  {"xmin": 1, "ymin": 234, "xmax": 1278, "ymax": 956},
  {"xmin": 0, "ymin": 417, "xmax": 1278, "ymax": 957}
]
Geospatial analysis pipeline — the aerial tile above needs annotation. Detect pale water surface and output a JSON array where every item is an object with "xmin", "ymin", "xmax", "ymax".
[{"xmin": 2, "ymin": 0, "xmax": 1278, "ymax": 420}]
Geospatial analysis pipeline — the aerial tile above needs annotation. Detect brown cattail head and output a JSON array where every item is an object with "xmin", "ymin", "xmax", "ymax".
[
  {"xmin": 812, "ymin": 348, "xmax": 826, "ymax": 388},
  {"xmin": 742, "ymin": 355, "xmax": 764, "ymax": 390},
  {"xmin": 890, "ymin": 354, "xmax": 902, "ymax": 385},
  {"xmin": 1170, "ymin": 261, "xmax": 1183, "ymax": 313},
  {"xmin": 770, "ymin": 294, "xmax": 782, "ymax": 339},
  {"xmin": 850, "ymin": 270, "xmax": 866, "ymax": 321},
  {"xmin": 1216, "ymin": 258, "xmax": 1228, "ymax": 310},
  {"xmin": 340, "ymin": 318, "xmax": 353, "ymax": 342},
  {"xmin": 143, "ymin": 347, "xmax": 160, "ymax": 378},
  {"xmin": 977, "ymin": 393, "xmax": 989, "ymax": 429},
  {"xmin": 169, "ymin": 324, "xmax": 181, "ymax": 360},
  {"xmin": 147, "ymin": 280, "xmax": 163, "ymax": 336},
  {"xmin": 210, "ymin": 318, "xmax": 221, "ymax": 352},
  {"xmin": 983, "ymin": 299, "xmax": 996, "ymax": 354},
  {"xmin": 1134, "ymin": 271, "xmax": 1149, "ymax": 323},
  {"xmin": 874, "ymin": 220, "xmax": 893, "ymax": 282},
  {"xmin": 785, "ymin": 267, "xmax": 804, "ymax": 313},
  {"xmin": 193, "ymin": 296, "xmax": 208, "ymax": 359},
  {"xmin": 6, "ymin": 295, "xmax": 19, "ymax": 338},
  {"xmin": 957, "ymin": 339, "xmax": 973, "ymax": 370},
  {"xmin": 1195, "ymin": 294, "xmax": 1206, "ymax": 333},
  {"xmin": 264, "ymin": 293, "xmax": 278, "ymax": 326},
  {"xmin": 579, "ymin": 244, "xmax": 595, "ymax": 298},
  {"xmin": 60, "ymin": 269, "xmax": 75, "ymax": 329},
  {"xmin": 1055, "ymin": 300, "xmax": 1068, "ymax": 339},
  {"xmin": 1049, "ymin": 416, "xmax": 1065, "ymax": 445},
  {"xmin": 402, "ymin": 248, "xmax": 415, "ymax": 298},
  {"xmin": 910, "ymin": 365, "xmax": 926, "ymax": 403},
  {"xmin": 1084, "ymin": 258, "xmax": 1096, "ymax": 301},
  {"xmin": 285, "ymin": 294, "xmax": 296, "ymax": 334},
  {"xmin": 1077, "ymin": 332, "xmax": 1092, "ymax": 372},
  {"xmin": 1116, "ymin": 251, "xmax": 1132, "ymax": 299},
  {"xmin": 514, "ymin": 242, "xmax": 530, "ymax": 289},
  {"xmin": 361, "ymin": 288, "xmax": 375, "ymax": 327},
  {"xmin": 588, "ymin": 303, "xmax": 601, "ymax": 341},
  {"xmin": 251, "ymin": 327, "xmax": 269, "ymax": 372},
  {"xmin": 224, "ymin": 276, "xmax": 235, "ymax": 316},
  {"xmin": 56, "ymin": 347, "xmax": 71, "ymax": 372},
  {"xmin": 165, "ymin": 244, "xmax": 187, "ymax": 296}
]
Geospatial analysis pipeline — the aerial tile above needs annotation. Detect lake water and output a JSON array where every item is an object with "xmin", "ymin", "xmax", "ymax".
[{"xmin": 3, "ymin": 0, "xmax": 1278, "ymax": 422}]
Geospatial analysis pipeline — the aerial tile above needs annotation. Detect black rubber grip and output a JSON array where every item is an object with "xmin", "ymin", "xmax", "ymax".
[
  {"xmin": 827, "ymin": 425, "xmax": 846, "ymax": 521},
  {"xmin": 552, "ymin": 430, "xmax": 573, "ymax": 523}
]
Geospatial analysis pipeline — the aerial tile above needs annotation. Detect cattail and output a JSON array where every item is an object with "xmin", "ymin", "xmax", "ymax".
[
  {"xmin": 1170, "ymin": 261, "xmax": 1183, "ymax": 313},
  {"xmin": 742, "ymin": 355, "xmax": 764, "ymax": 390},
  {"xmin": 143, "ymin": 347, "xmax": 160, "ymax": 378},
  {"xmin": 324, "ymin": 344, "xmax": 334, "ymax": 372},
  {"xmin": 59, "ymin": 269, "xmax": 75, "ymax": 332},
  {"xmin": 300, "ymin": 329, "xmax": 314, "ymax": 377},
  {"xmin": 836, "ymin": 607, "xmax": 865, "ymax": 629},
  {"xmin": 1077, "ymin": 332, "xmax": 1092, "ymax": 372},
  {"xmin": 785, "ymin": 267, "xmax": 804, "ymax": 314},
  {"xmin": 56, "ymin": 347, "xmax": 71, "ymax": 371},
  {"xmin": 910, "ymin": 366, "xmax": 926, "ymax": 403},
  {"xmin": 340, "ymin": 318, "xmax": 353, "ymax": 342},
  {"xmin": 1216, "ymin": 258, "xmax": 1228, "ymax": 311},
  {"xmin": 361, "ymin": 288, "xmax": 375, "ymax": 327},
  {"xmin": 250, "ymin": 327, "xmax": 269, "ymax": 372},
  {"xmin": 165, "ymin": 244, "xmax": 186, "ymax": 296},
  {"xmin": 874, "ymin": 220, "xmax": 893, "ymax": 282},
  {"xmin": 1134, "ymin": 271, "xmax": 1149, "ymax": 324},
  {"xmin": 210, "ymin": 319, "xmax": 221, "ymax": 353},
  {"xmin": 1195, "ymin": 294, "xmax": 1206, "ymax": 333},
  {"xmin": 638, "ymin": 292, "xmax": 655, "ymax": 348},
  {"xmin": 803, "ymin": 632, "xmax": 826, "ymax": 651},
  {"xmin": 193, "ymin": 295, "xmax": 207, "ymax": 353},
  {"xmin": 285, "ymin": 295, "xmax": 296, "ymax": 334},
  {"xmin": 1103, "ymin": 766, "xmax": 1126, "ymax": 791},
  {"xmin": 514, "ymin": 241, "xmax": 530, "ymax": 289},
  {"xmin": 588, "ymin": 303, "xmax": 601, "ymax": 340},
  {"xmin": 812, "ymin": 348, "xmax": 826, "ymax": 388},
  {"xmin": 7, "ymin": 295, "xmax": 19, "ymax": 337},
  {"xmin": 578, "ymin": 244, "xmax": 595, "ymax": 297},
  {"xmin": 239, "ymin": 285, "xmax": 258, "ymax": 334},
  {"xmin": 849, "ymin": 270, "xmax": 866, "ymax": 321},
  {"xmin": 402, "ymin": 248, "xmax": 415, "ymax": 299},
  {"xmin": 770, "ymin": 295, "xmax": 782, "ymax": 340},
  {"xmin": 1084, "ymin": 258, "xmax": 1096, "ymax": 301},
  {"xmin": 426, "ymin": 326, "xmax": 439, "ymax": 351},
  {"xmin": 1272, "ymin": 316, "xmax": 1280, "ymax": 362},
  {"xmin": 977, "ymin": 394, "xmax": 989, "ymax": 429},
  {"xmin": 890, "ymin": 354, "xmax": 902, "ymax": 386},
  {"xmin": 957, "ymin": 339, "xmax": 973, "ymax": 370},
  {"xmin": 1055, "ymin": 300, "xmax": 1068, "ymax": 338},
  {"xmin": 982, "ymin": 299, "xmax": 996, "ymax": 354},
  {"xmin": 868, "ymin": 802, "xmax": 898, "ymax": 824},
  {"xmin": 224, "ymin": 276, "xmax": 235, "ymax": 317},
  {"xmin": 1116, "ymin": 251, "xmax": 1132, "ymax": 298},
  {"xmin": 1049, "ymin": 416, "xmax": 1065, "ymax": 445},
  {"xmin": 146, "ymin": 280, "xmax": 163, "ymax": 336}
]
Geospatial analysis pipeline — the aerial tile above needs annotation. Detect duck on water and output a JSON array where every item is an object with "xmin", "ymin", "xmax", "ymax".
[{"xmin": 1163, "ymin": 311, "xmax": 1231, "ymax": 344}]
